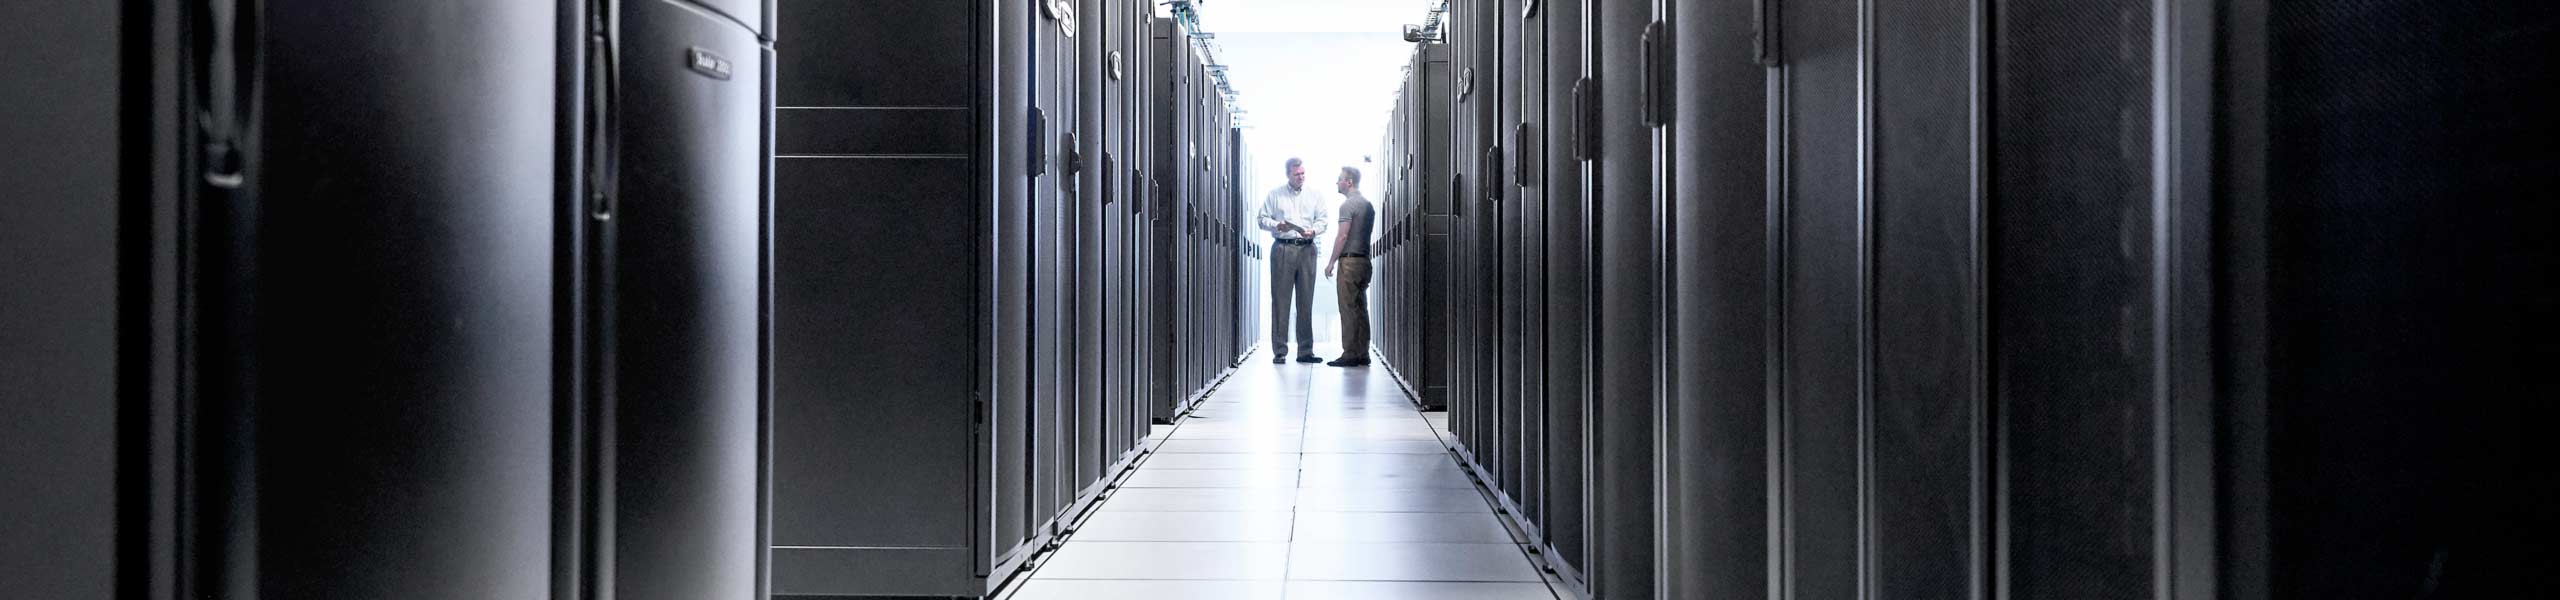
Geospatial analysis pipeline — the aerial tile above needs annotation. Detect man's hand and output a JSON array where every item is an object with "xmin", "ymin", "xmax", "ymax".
[
  {"xmin": 1324, "ymin": 261, "xmax": 1336, "ymax": 278},
  {"xmin": 1276, "ymin": 222, "xmax": 1300, "ymax": 234}
]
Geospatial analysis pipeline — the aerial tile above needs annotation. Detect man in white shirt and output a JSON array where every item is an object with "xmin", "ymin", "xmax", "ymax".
[{"xmin": 1256, "ymin": 157, "xmax": 1331, "ymax": 364}]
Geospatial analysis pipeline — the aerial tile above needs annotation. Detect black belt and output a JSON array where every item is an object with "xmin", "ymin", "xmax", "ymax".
[
  {"xmin": 1275, "ymin": 238, "xmax": 1313, "ymax": 246},
  {"xmin": 1339, "ymin": 253, "xmax": 1367, "ymax": 258}
]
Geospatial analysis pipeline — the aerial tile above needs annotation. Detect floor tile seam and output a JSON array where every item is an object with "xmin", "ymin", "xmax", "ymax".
[
  {"xmin": 1283, "ymin": 352, "xmax": 1315, "ymax": 586},
  {"xmin": 1398, "ymin": 408, "xmax": 1562, "ymax": 597}
]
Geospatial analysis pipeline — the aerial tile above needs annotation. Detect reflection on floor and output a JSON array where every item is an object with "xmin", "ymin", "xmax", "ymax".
[{"xmin": 1003, "ymin": 346, "xmax": 1562, "ymax": 600}]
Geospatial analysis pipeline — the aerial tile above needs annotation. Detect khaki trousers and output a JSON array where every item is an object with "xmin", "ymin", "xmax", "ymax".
[{"xmin": 1335, "ymin": 256, "xmax": 1371, "ymax": 361}]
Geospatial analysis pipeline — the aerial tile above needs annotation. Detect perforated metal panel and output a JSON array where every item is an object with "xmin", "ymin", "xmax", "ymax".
[{"xmin": 1990, "ymin": 0, "xmax": 2158, "ymax": 597}]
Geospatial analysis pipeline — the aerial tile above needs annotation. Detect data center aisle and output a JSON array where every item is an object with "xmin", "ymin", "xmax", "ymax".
[{"xmin": 1005, "ymin": 346, "xmax": 1562, "ymax": 599}]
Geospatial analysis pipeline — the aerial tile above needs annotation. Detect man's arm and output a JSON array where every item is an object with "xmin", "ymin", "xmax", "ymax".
[
  {"xmin": 1303, "ymin": 198, "xmax": 1332, "ymax": 238},
  {"xmin": 1325, "ymin": 216, "xmax": 1354, "ymax": 277},
  {"xmin": 1255, "ymin": 190, "xmax": 1289, "ymax": 234}
]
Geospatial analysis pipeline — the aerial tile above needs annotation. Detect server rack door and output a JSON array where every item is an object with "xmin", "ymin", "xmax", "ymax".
[
  {"xmin": 1467, "ymin": 4, "xmax": 1489, "ymax": 457},
  {"xmin": 1766, "ymin": 0, "xmax": 1863, "ymax": 596},
  {"xmin": 183, "ymin": 1, "xmax": 561, "ymax": 597},
  {"xmin": 1865, "ymin": 0, "xmax": 1989, "ymax": 596},
  {"xmin": 1074, "ymin": 0, "xmax": 1110, "ymax": 507},
  {"xmin": 1583, "ymin": 0, "xmax": 1658, "ymax": 595},
  {"xmin": 1416, "ymin": 44, "xmax": 1455, "ymax": 411},
  {"xmin": 769, "ymin": 0, "xmax": 989, "ymax": 594},
  {"xmin": 604, "ymin": 2, "xmax": 770, "ymax": 597},
  {"xmin": 1989, "ymin": 0, "xmax": 2161, "ymax": 597},
  {"xmin": 1032, "ymin": 1, "xmax": 1060, "ymax": 528},
  {"xmin": 1659, "ymin": 0, "xmax": 1775, "ymax": 597},
  {"xmin": 1513, "ymin": 0, "xmax": 1551, "ymax": 541},
  {"xmin": 1058, "ymin": 2, "xmax": 1081, "ymax": 523},
  {"xmin": 1493, "ymin": 0, "xmax": 1528, "ymax": 508},
  {"xmin": 2247, "ymin": 4, "xmax": 2558, "ymax": 597},
  {"xmin": 1148, "ymin": 18, "xmax": 1180, "ymax": 422},
  {"xmin": 994, "ymin": 0, "xmax": 1037, "ymax": 571},
  {"xmin": 1105, "ymin": 0, "xmax": 1126, "ymax": 453},
  {"xmin": 1172, "ymin": 46, "xmax": 1194, "ymax": 406},
  {"xmin": 1539, "ymin": 0, "xmax": 1590, "ymax": 581}
]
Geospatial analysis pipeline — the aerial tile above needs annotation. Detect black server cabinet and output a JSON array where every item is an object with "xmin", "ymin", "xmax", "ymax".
[
  {"xmin": 1493, "ymin": 0, "xmax": 1534, "ymax": 523},
  {"xmin": 1986, "ymin": 1, "xmax": 2166, "ymax": 596},
  {"xmin": 123, "ymin": 3, "xmax": 570, "ymax": 598},
  {"xmin": 1382, "ymin": 43, "xmax": 1453, "ymax": 411},
  {"xmin": 7, "ymin": 1, "xmax": 771, "ymax": 597},
  {"xmin": 1121, "ymin": 0, "xmax": 1157, "ymax": 451},
  {"xmin": 1147, "ymin": 17, "xmax": 1185, "ymax": 422},
  {"xmin": 1510, "ymin": 0, "xmax": 1554, "ymax": 566},
  {"xmin": 1454, "ymin": 0, "xmax": 1495, "ymax": 466},
  {"xmin": 1074, "ymin": 0, "xmax": 1112, "ymax": 520},
  {"xmin": 203, "ymin": 2, "xmax": 570, "ymax": 594},
  {"xmin": 2241, "ymin": 4, "xmax": 2557, "ymax": 596},
  {"xmin": 1765, "ymin": 0, "xmax": 1865, "ymax": 596},
  {"xmin": 1579, "ymin": 0, "xmax": 1657, "ymax": 597},
  {"xmin": 770, "ymin": 0, "xmax": 1038, "ymax": 596},
  {"xmin": 1656, "ymin": 0, "xmax": 1773, "ymax": 597},
  {"xmin": 597, "ymin": 2, "xmax": 774, "ymax": 597},
  {"xmin": 1188, "ymin": 62, "xmax": 1213, "ymax": 396},
  {"xmin": 1095, "ymin": 0, "xmax": 1141, "ymax": 468},
  {"xmin": 1537, "ymin": 0, "xmax": 1591, "ymax": 581},
  {"xmin": 1029, "ymin": 0, "xmax": 1078, "ymax": 533}
]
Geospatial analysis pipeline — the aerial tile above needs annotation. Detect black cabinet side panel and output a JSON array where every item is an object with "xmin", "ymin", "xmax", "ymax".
[
  {"xmin": 245, "ymin": 2, "xmax": 560, "ymax": 597},
  {"xmin": 608, "ymin": 3, "xmax": 768, "ymax": 597},
  {"xmin": 2262, "ymin": 2, "xmax": 2560, "ymax": 597},
  {"xmin": 774, "ymin": 158, "xmax": 976, "ymax": 548}
]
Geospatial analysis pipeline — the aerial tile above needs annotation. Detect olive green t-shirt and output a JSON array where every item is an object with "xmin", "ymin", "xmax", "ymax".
[{"xmin": 1337, "ymin": 193, "xmax": 1375, "ymax": 256}]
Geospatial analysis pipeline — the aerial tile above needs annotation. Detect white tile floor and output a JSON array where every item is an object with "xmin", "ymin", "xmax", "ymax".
[{"xmin": 1003, "ymin": 346, "xmax": 1561, "ymax": 600}]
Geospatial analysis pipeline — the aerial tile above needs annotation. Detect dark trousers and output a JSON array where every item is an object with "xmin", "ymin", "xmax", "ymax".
[{"xmin": 1269, "ymin": 242, "xmax": 1316, "ymax": 356}]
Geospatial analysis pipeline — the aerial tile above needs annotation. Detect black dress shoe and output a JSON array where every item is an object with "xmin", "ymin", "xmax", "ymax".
[
  {"xmin": 1272, "ymin": 355, "xmax": 1287, "ymax": 364},
  {"xmin": 1326, "ymin": 358, "xmax": 1357, "ymax": 367},
  {"xmin": 1296, "ymin": 355, "xmax": 1323, "ymax": 363}
]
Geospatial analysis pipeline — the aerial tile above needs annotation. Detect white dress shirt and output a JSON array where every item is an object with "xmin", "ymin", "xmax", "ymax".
[{"xmin": 1256, "ymin": 184, "xmax": 1332, "ymax": 241}]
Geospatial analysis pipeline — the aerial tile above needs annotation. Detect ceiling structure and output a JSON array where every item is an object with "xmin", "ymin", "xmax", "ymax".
[{"xmin": 1168, "ymin": 1, "xmax": 1439, "ymax": 201}]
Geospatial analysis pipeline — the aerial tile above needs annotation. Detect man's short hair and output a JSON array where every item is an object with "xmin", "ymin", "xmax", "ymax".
[
  {"xmin": 1340, "ymin": 166, "xmax": 1362, "ymax": 185},
  {"xmin": 1285, "ymin": 157, "xmax": 1304, "ymax": 173}
]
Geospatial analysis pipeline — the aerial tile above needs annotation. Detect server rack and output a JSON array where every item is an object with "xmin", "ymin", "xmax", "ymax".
[
  {"xmin": 1655, "ymin": 0, "xmax": 1770, "ymax": 597},
  {"xmin": 770, "ymin": 0, "xmax": 1003, "ymax": 594},
  {"xmin": 1628, "ymin": 1, "xmax": 2560, "ymax": 598},
  {"xmin": 1509, "ymin": 0, "xmax": 1556, "ymax": 576},
  {"xmin": 8, "ymin": 1, "xmax": 775, "ymax": 597},
  {"xmin": 1147, "ymin": 18, "xmax": 1190, "ymax": 422},
  {"xmin": 1580, "ymin": 0, "xmax": 1661, "ymax": 597},
  {"xmin": 1455, "ymin": 0, "xmax": 1491, "ymax": 494},
  {"xmin": 1492, "ymin": 0, "xmax": 1534, "ymax": 526},
  {"xmin": 1375, "ymin": 43, "xmax": 1453, "ymax": 412},
  {"xmin": 1536, "ymin": 0, "xmax": 1592, "ymax": 584}
]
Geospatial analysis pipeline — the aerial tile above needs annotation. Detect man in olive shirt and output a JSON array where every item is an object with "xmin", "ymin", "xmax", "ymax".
[{"xmin": 1324, "ymin": 166, "xmax": 1375, "ymax": 367}]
